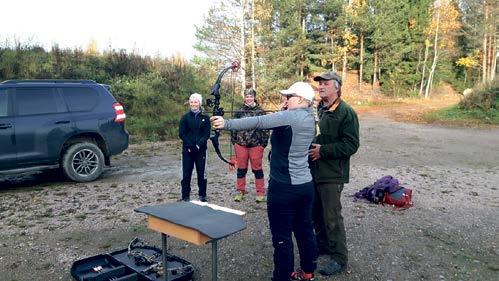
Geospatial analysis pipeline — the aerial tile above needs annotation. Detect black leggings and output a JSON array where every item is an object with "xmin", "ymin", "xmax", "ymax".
[
  {"xmin": 180, "ymin": 147, "xmax": 207, "ymax": 199},
  {"xmin": 267, "ymin": 179, "xmax": 317, "ymax": 280}
]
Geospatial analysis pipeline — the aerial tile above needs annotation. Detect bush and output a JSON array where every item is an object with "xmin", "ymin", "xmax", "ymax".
[
  {"xmin": 459, "ymin": 85, "xmax": 498, "ymax": 111},
  {"xmin": 109, "ymin": 71, "xmax": 211, "ymax": 140}
]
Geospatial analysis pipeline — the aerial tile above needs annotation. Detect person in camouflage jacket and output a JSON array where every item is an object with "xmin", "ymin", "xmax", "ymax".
[{"xmin": 231, "ymin": 89, "xmax": 270, "ymax": 202}]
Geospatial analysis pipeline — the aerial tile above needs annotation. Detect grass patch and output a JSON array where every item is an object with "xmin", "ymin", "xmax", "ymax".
[
  {"xmin": 348, "ymin": 97, "xmax": 407, "ymax": 109},
  {"xmin": 423, "ymin": 105, "xmax": 499, "ymax": 126},
  {"xmin": 361, "ymin": 99, "xmax": 405, "ymax": 106}
]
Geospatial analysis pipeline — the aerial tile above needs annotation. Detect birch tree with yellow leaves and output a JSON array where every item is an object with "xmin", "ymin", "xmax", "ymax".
[{"xmin": 422, "ymin": 0, "xmax": 461, "ymax": 98}]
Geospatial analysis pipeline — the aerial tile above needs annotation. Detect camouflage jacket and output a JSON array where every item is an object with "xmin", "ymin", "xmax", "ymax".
[{"xmin": 230, "ymin": 103, "xmax": 270, "ymax": 147}]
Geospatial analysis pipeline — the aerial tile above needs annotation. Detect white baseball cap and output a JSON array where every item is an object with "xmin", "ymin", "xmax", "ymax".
[{"xmin": 279, "ymin": 82, "xmax": 315, "ymax": 102}]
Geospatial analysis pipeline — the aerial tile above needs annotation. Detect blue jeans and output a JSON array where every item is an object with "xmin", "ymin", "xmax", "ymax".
[{"xmin": 267, "ymin": 179, "xmax": 317, "ymax": 281}]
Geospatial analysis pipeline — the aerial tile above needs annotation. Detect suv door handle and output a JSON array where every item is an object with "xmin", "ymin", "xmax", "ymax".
[
  {"xmin": 0, "ymin": 123, "xmax": 12, "ymax": 129},
  {"xmin": 55, "ymin": 120, "xmax": 70, "ymax": 124}
]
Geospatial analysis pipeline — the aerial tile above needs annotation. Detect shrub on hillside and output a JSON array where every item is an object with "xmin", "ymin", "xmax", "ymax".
[
  {"xmin": 459, "ymin": 84, "xmax": 498, "ymax": 111},
  {"xmin": 109, "ymin": 72, "xmax": 210, "ymax": 140}
]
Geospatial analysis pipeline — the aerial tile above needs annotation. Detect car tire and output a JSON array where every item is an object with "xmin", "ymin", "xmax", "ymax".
[{"xmin": 62, "ymin": 142, "xmax": 104, "ymax": 182}]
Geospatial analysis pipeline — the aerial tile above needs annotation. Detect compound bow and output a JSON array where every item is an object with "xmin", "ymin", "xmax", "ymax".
[{"xmin": 206, "ymin": 61, "xmax": 240, "ymax": 167}]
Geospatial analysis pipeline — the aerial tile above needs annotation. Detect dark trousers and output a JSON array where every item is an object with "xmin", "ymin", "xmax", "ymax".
[
  {"xmin": 267, "ymin": 179, "xmax": 317, "ymax": 281},
  {"xmin": 313, "ymin": 182, "xmax": 348, "ymax": 266},
  {"xmin": 181, "ymin": 148, "xmax": 207, "ymax": 199}
]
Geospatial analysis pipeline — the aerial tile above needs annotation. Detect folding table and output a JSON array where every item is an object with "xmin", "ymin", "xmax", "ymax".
[{"xmin": 135, "ymin": 201, "xmax": 246, "ymax": 281}]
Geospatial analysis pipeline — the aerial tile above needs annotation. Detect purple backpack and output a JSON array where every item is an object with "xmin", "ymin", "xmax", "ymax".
[{"xmin": 355, "ymin": 176, "xmax": 401, "ymax": 204}]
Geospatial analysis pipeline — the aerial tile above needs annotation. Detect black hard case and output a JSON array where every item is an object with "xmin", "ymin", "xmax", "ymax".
[{"xmin": 71, "ymin": 249, "xmax": 193, "ymax": 281}]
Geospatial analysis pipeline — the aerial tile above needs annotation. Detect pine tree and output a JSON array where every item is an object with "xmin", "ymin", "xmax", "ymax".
[
  {"xmin": 259, "ymin": 0, "xmax": 313, "ymax": 93},
  {"xmin": 372, "ymin": 0, "xmax": 432, "ymax": 96}
]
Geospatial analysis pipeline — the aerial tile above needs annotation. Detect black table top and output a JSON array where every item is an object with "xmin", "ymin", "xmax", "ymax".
[{"xmin": 135, "ymin": 202, "xmax": 246, "ymax": 241}]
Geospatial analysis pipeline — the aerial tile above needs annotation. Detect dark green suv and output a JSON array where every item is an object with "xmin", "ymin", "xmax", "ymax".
[{"xmin": 0, "ymin": 80, "xmax": 129, "ymax": 182}]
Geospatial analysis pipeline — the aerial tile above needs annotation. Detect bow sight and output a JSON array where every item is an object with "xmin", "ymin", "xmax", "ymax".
[{"xmin": 205, "ymin": 95, "xmax": 223, "ymax": 116}]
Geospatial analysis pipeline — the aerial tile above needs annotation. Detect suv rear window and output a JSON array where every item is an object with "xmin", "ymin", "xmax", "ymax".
[
  {"xmin": 15, "ymin": 88, "xmax": 66, "ymax": 116},
  {"xmin": 0, "ymin": 90, "xmax": 7, "ymax": 117},
  {"xmin": 61, "ymin": 87, "xmax": 98, "ymax": 112}
]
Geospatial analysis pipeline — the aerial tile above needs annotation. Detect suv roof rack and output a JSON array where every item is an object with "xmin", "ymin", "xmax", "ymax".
[{"xmin": 1, "ymin": 79, "xmax": 97, "ymax": 84}]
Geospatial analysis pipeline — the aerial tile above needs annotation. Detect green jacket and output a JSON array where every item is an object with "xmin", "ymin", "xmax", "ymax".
[{"xmin": 311, "ymin": 99, "xmax": 359, "ymax": 184}]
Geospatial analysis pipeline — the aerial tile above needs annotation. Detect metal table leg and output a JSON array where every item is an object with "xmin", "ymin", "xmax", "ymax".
[
  {"xmin": 211, "ymin": 240, "xmax": 218, "ymax": 281},
  {"xmin": 162, "ymin": 234, "xmax": 168, "ymax": 281}
]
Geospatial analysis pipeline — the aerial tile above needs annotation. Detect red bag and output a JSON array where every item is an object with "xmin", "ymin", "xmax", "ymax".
[{"xmin": 383, "ymin": 187, "xmax": 413, "ymax": 208}]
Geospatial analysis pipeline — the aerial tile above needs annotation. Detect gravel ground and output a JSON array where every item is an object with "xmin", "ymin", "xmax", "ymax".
[{"xmin": 0, "ymin": 113, "xmax": 498, "ymax": 281}]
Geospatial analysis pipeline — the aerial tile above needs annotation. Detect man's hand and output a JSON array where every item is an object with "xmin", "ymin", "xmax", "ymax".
[
  {"xmin": 210, "ymin": 116, "xmax": 225, "ymax": 129},
  {"xmin": 309, "ymin": 143, "xmax": 321, "ymax": 161}
]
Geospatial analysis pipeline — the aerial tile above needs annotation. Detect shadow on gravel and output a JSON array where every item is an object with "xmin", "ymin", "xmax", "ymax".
[{"xmin": 0, "ymin": 170, "xmax": 69, "ymax": 191}]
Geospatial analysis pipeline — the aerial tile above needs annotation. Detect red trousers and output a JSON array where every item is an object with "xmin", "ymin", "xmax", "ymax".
[{"xmin": 234, "ymin": 144, "xmax": 265, "ymax": 196}]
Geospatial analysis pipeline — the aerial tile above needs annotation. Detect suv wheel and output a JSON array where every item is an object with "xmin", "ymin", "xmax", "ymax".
[{"xmin": 62, "ymin": 142, "xmax": 104, "ymax": 182}]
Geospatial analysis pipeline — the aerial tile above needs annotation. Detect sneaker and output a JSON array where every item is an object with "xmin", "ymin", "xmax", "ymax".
[
  {"xmin": 291, "ymin": 269, "xmax": 315, "ymax": 281},
  {"xmin": 255, "ymin": 195, "xmax": 266, "ymax": 203},
  {"xmin": 199, "ymin": 196, "xmax": 207, "ymax": 202},
  {"xmin": 181, "ymin": 197, "xmax": 190, "ymax": 202},
  {"xmin": 234, "ymin": 192, "xmax": 244, "ymax": 202},
  {"xmin": 319, "ymin": 260, "xmax": 346, "ymax": 276}
]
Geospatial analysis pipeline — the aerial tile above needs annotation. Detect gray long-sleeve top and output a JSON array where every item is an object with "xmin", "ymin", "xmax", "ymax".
[{"xmin": 225, "ymin": 107, "xmax": 314, "ymax": 185}]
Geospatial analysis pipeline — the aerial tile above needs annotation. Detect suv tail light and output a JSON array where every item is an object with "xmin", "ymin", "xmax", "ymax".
[{"xmin": 113, "ymin": 103, "xmax": 126, "ymax": 123}]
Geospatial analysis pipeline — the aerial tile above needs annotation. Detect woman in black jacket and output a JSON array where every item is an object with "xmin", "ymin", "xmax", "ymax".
[{"xmin": 178, "ymin": 93, "xmax": 211, "ymax": 202}]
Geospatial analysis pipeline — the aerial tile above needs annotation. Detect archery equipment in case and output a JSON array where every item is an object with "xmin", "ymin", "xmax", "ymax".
[{"xmin": 71, "ymin": 238, "xmax": 193, "ymax": 281}]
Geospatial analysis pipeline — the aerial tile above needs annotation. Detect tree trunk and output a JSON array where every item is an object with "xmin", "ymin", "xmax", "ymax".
[
  {"xmin": 491, "ymin": 32, "xmax": 497, "ymax": 82},
  {"xmin": 372, "ymin": 48, "xmax": 378, "ymax": 88},
  {"xmin": 300, "ymin": 16, "xmax": 305, "ymax": 77},
  {"xmin": 482, "ymin": 1, "xmax": 488, "ymax": 85},
  {"xmin": 342, "ymin": 49, "xmax": 347, "ymax": 83},
  {"xmin": 419, "ymin": 40, "xmax": 430, "ymax": 96},
  {"xmin": 488, "ymin": 33, "xmax": 496, "ymax": 82},
  {"xmin": 414, "ymin": 48, "xmax": 422, "ymax": 91},
  {"xmin": 415, "ymin": 48, "xmax": 422, "ymax": 76},
  {"xmin": 378, "ymin": 61, "xmax": 381, "ymax": 83},
  {"xmin": 331, "ymin": 33, "xmax": 336, "ymax": 72},
  {"xmin": 425, "ymin": 8, "xmax": 440, "ymax": 99},
  {"xmin": 482, "ymin": 34, "xmax": 488, "ymax": 85},
  {"xmin": 240, "ymin": 0, "xmax": 247, "ymax": 95},
  {"xmin": 359, "ymin": 32, "xmax": 364, "ymax": 90},
  {"xmin": 251, "ymin": 0, "xmax": 256, "ymax": 90}
]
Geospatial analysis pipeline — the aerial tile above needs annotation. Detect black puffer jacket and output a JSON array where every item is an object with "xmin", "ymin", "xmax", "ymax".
[{"xmin": 179, "ymin": 110, "xmax": 211, "ymax": 150}]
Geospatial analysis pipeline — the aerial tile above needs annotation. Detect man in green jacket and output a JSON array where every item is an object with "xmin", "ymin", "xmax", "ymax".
[{"xmin": 309, "ymin": 71, "xmax": 359, "ymax": 276}]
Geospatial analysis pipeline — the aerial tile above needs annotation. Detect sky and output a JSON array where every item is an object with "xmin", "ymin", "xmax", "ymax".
[{"xmin": 0, "ymin": 0, "xmax": 216, "ymax": 59}]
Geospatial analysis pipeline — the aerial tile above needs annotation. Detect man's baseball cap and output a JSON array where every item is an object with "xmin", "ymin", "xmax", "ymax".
[
  {"xmin": 279, "ymin": 82, "xmax": 315, "ymax": 102},
  {"xmin": 313, "ymin": 71, "xmax": 342, "ymax": 86}
]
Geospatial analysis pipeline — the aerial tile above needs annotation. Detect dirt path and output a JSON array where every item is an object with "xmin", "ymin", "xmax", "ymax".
[{"xmin": 1, "ymin": 99, "xmax": 498, "ymax": 281}]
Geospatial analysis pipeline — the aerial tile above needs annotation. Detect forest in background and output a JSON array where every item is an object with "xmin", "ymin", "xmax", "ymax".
[
  {"xmin": 0, "ymin": 0, "xmax": 497, "ymax": 139},
  {"xmin": 0, "ymin": 44, "xmax": 217, "ymax": 140},
  {"xmin": 195, "ymin": 0, "xmax": 496, "ymax": 96}
]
